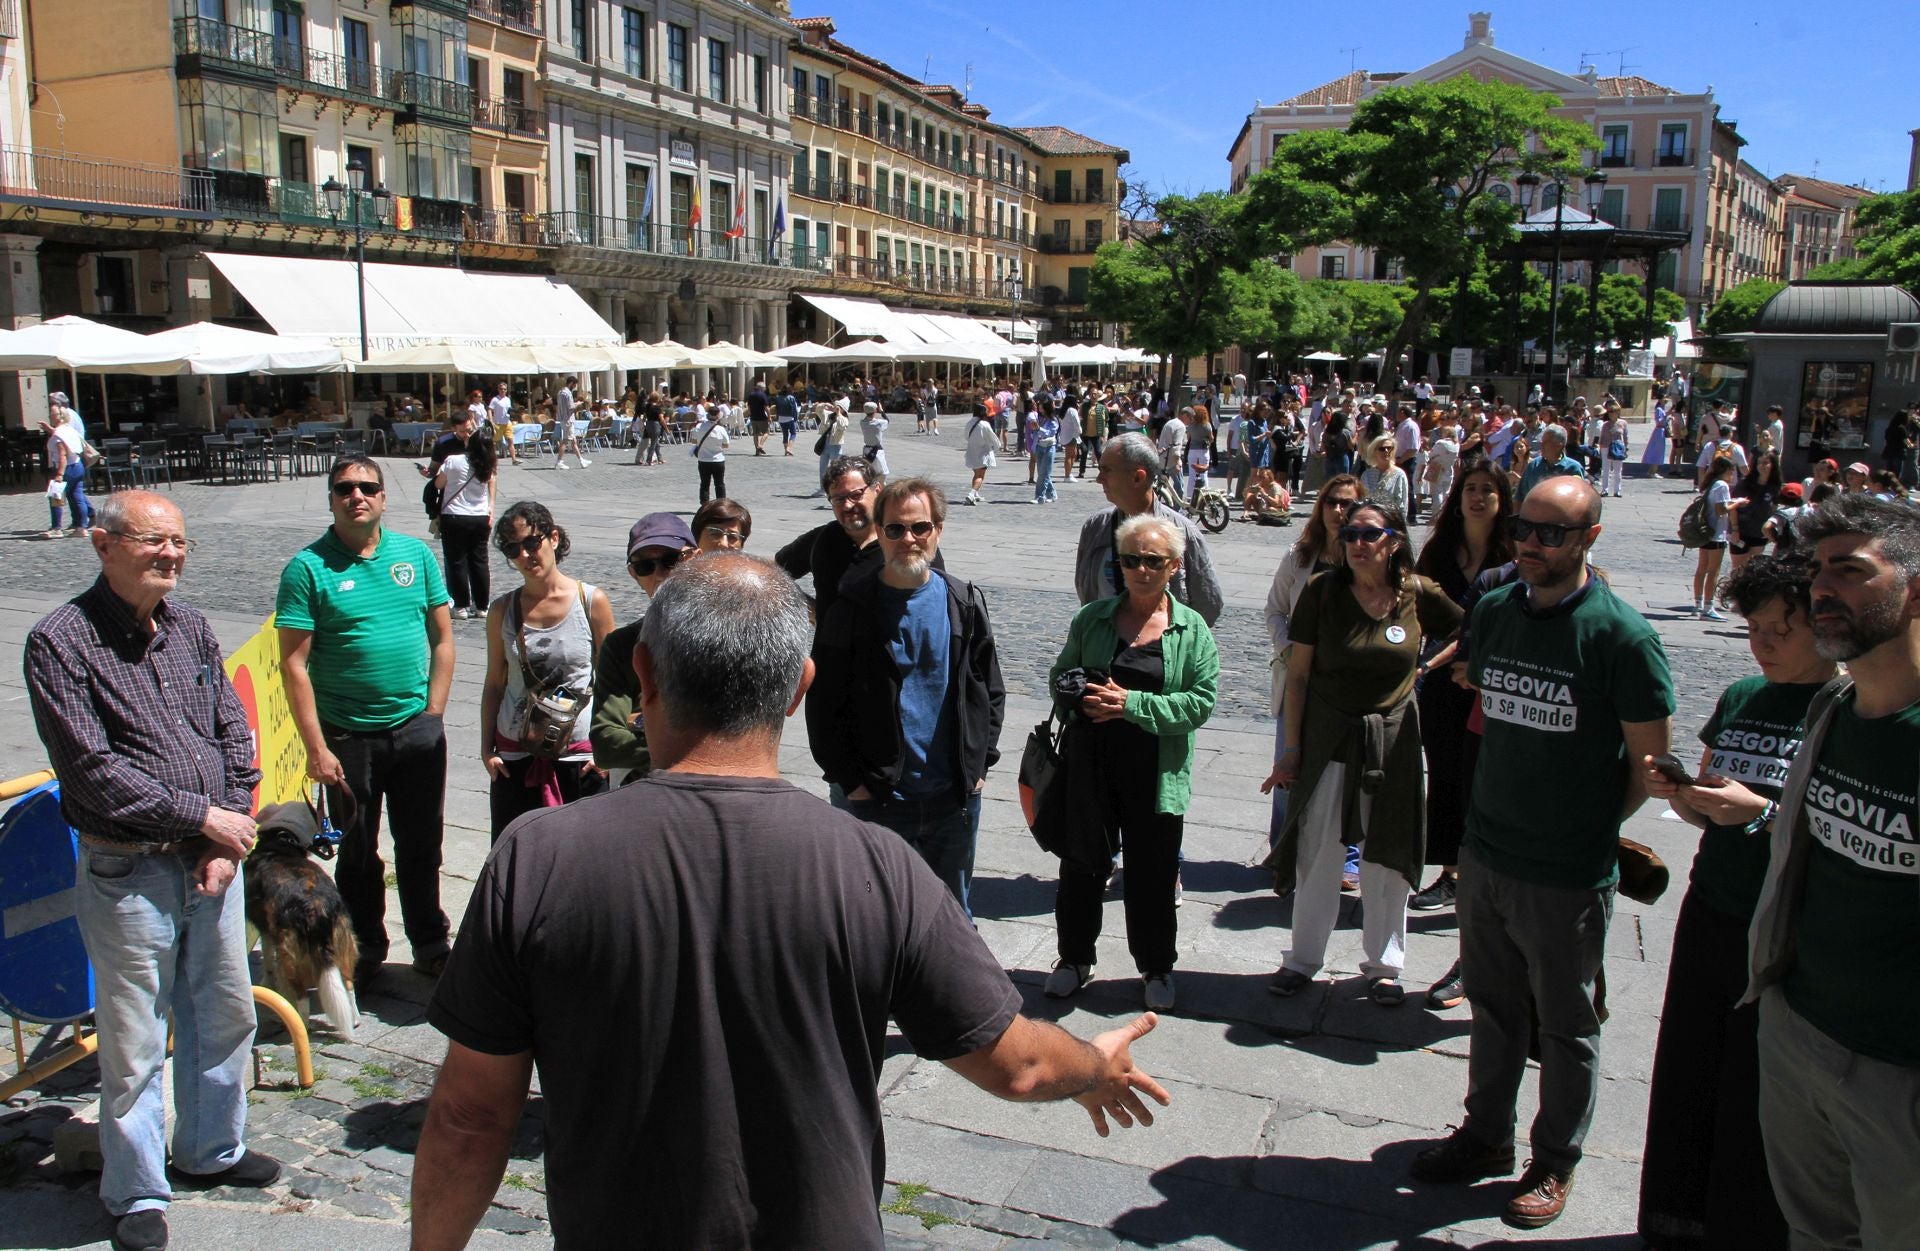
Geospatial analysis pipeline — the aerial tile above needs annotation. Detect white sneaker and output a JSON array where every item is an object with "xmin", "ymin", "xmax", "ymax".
[
  {"xmin": 1143, "ymin": 973, "xmax": 1176, "ymax": 1012},
  {"xmin": 556, "ymin": 461, "xmax": 569, "ymax": 470},
  {"xmin": 579, "ymin": 459, "xmax": 592, "ymax": 468},
  {"xmin": 1044, "ymin": 962, "xmax": 1092, "ymax": 998}
]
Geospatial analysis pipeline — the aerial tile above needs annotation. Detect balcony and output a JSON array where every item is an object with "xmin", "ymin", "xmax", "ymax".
[
  {"xmin": 276, "ymin": 41, "xmax": 390, "ymax": 110},
  {"xmin": 1037, "ymin": 234, "xmax": 1100, "ymax": 255},
  {"xmin": 0, "ymin": 146, "xmax": 215, "ymax": 218},
  {"xmin": 1655, "ymin": 147, "xmax": 1694, "ymax": 168},
  {"xmin": 470, "ymin": 95, "xmax": 541, "ymax": 135},
  {"xmin": 1037, "ymin": 185, "xmax": 1111, "ymax": 204},
  {"xmin": 537, "ymin": 213, "xmax": 813, "ymax": 269},
  {"xmin": 467, "ymin": 0, "xmax": 539, "ymax": 30},
  {"xmin": 463, "ymin": 209, "xmax": 548, "ymax": 246},
  {"xmin": 212, "ymin": 176, "xmax": 478, "ymax": 242},
  {"xmin": 173, "ymin": 15, "xmax": 278, "ymax": 81},
  {"xmin": 389, "ymin": 70, "xmax": 473, "ymax": 123},
  {"xmin": 1598, "ymin": 149, "xmax": 1633, "ymax": 169}
]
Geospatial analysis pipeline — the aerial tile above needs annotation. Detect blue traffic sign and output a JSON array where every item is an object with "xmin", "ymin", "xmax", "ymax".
[{"xmin": 0, "ymin": 781, "xmax": 94, "ymax": 1025}]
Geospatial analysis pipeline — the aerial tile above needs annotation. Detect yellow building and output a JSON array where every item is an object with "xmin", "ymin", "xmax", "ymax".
[
  {"xmin": 466, "ymin": 0, "xmax": 546, "ymax": 243},
  {"xmin": 786, "ymin": 16, "xmax": 1126, "ymax": 343}
]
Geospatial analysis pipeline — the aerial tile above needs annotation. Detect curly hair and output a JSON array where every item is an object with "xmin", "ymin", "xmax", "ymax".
[
  {"xmin": 493, "ymin": 500, "xmax": 570, "ymax": 561},
  {"xmin": 1720, "ymin": 550, "xmax": 1816, "ymax": 620}
]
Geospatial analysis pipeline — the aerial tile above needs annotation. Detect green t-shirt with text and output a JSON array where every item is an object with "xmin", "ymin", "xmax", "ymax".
[
  {"xmin": 1784, "ymin": 693, "xmax": 1920, "ymax": 1068},
  {"xmin": 1688, "ymin": 677, "xmax": 1821, "ymax": 920},
  {"xmin": 1465, "ymin": 578, "xmax": 1675, "ymax": 890},
  {"xmin": 275, "ymin": 527, "xmax": 448, "ymax": 731}
]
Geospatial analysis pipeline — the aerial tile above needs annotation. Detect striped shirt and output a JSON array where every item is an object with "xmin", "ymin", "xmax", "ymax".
[{"xmin": 25, "ymin": 578, "xmax": 258, "ymax": 846}]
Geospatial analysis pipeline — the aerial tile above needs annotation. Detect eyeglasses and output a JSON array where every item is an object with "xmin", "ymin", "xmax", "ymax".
[
  {"xmin": 498, "ymin": 533, "xmax": 550, "ymax": 559},
  {"xmin": 330, "ymin": 480, "xmax": 384, "ymax": 499},
  {"xmin": 1119, "ymin": 552, "xmax": 1170, "ymax": 571},
  {"xmin": 828, "ymin": 486, "xmax": 873, "ymax": 507},
  {"xmin": 107, "ymin": 531, "xmax": 196, "ymax": 553},
  {"xmin": 628, "ymin": 549, "xmax": 686, "ymax": 577},
  {"xmin": 881, "ymin": 520, "xmax": 937, "ymax": 541},
  {"xmin": 702, "ymin": 528, "xmax": 747, "ymax": 547},
  {"xmin": 1508, "ymin": 517, "xmax": 1579, "ymax": 548},
  {"xmin": 1322, "ymin": 497, "xmax": 1358, "ymax": 514},
  {"xmin": 1339, "ymin": 525, "xmax": 1395, "ymax": 545}
]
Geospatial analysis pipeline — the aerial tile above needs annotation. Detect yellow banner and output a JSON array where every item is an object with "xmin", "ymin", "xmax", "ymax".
[
  {"xmin": 394, "ymin": 195, "xmax": 414, "ymax": 232},
  {"xmin": 222, "ymin": 615, "xmax": 307, "ymax": 809}
]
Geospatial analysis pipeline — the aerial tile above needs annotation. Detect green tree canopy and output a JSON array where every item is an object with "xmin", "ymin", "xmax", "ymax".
[
  {"xmin": 1558, "ymin": 273, "xmax": 1687, "ymax": 358},
  {"xmin": 1086, "ymin": 191, "xmax": 1263, "ymax": 375},
  {"xmin": 1813, "ymin": 189, "xmax": 1920, "ymax": 291},
  {"xmin": 1310, "ymin": 279, "xmax": 1413, "ymax": 362},
  {"xmin": 1702, "ymin": 277, "xmax": 1787, "ymax": 338},
  {"xmin": 1244, "ymin": 74, "xmax": 1595, "ymax": 394}
]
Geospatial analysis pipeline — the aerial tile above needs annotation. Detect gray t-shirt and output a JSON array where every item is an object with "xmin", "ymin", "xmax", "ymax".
[{"xmin": 429, "ymin": 772, "xmax": 1021, "ymax": 1249}]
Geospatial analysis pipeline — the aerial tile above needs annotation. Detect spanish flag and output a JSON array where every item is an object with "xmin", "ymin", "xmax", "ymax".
[{"xmin": 689, "ymin": 185, "xmax": 703, "ymax": 232}]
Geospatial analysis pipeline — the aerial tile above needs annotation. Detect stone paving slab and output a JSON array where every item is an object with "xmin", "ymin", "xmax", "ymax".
[{"xmin": 0, "ymin": 431, "xmax": 1752, "ymax": 1247}]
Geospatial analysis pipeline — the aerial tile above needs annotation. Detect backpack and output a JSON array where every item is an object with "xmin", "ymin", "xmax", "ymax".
[{"xmin": 1677, "ymin": 492, "xmax": 1716, "ymax": 549}]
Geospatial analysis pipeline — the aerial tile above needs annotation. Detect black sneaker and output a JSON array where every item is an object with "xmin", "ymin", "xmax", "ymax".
[
  {"xmin": 167, "ymin": 1149, "xmax": 282, "ymax": 1190},
  {"xmin": 1409, "ymin": 1127, "xmax": 1515, "ymax": 1184},
  {"xmin": 1409, "ymin": 874, "xmax": 1457, "ymax": 912},
  {"xmin": 112, "ymin": 1211, "xmax": 167, "ymax": 1251},
  {"xmin": 1427, "ymin": 960, "xmax": 1466, "ymax": 1009}
]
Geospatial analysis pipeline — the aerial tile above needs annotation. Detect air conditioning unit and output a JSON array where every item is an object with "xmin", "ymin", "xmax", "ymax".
[{"xmin": 1891, "ymin": 323, "xmax": 1920, "ymax": 352}]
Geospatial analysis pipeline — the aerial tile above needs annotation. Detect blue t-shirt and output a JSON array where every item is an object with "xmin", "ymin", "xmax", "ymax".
[{"xmin": 880, "ymin": 576, "xmax": 954, "ymax": 801}]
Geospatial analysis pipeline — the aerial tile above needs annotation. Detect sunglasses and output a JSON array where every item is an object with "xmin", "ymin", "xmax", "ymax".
[
  {"xmin": 331, "ymin": 480, "xmax": 383, "ymax": 498},
  {"xmin": 1322, "ymin": 497, "xmax": 1357, "ymax": 514},
  {"xmin": 881, "ymin": 520, "xmax": 937, "ymax": 541},
  {"xmin": 628, "ymin": 549, "xmax": 686, "ymax": 577},
  {"xmin": 1339, "ymin": 525, "xmax": 1395, "ymax": 544},
  {"xmin": 498, "ymin": 533, "xmax": 550, "ymax": 558},
  {"xmin": 1508, "ymin": 517, "xmax": 1580, "ymax": 548},
  {"xmin": 1119, "ymin": 552, "xmax": 1170, "ymax": 571},
  {"xmin": 702, "ymin": 528, "xmax": 746, "ymax": 547}
]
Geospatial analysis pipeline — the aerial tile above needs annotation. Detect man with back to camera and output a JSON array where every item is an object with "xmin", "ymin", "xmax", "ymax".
[{"xmin": 409, "ymin": 555, "xmax": 1168, "ymax": 1250}]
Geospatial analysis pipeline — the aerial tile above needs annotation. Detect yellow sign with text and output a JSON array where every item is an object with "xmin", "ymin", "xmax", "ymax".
[{"xmin": 222, "ymin": 615, "xmax": 308, "ymax": 809}]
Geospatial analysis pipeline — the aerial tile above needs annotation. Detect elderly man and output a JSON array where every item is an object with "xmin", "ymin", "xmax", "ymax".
[
  {"xmin": 808, "ymin": 478, "xmax": 1005, "ymax": 914},
  {"xmin": 1516, "ymin": 424, "xmax": 1588, "ymax": 503},
  {"xmin": 412, "ymin": 555, "xmax": 1168, "ymax": 1249},
  {"xmin": 1411, "ymin": 478, "xmax": 1673, "ymax": 1229},
  {"xmin": 1075, "ymin": 432, "xmax": 1223, "ymax": 625},
  {"xmin": 26, "ymin": 492, "xmax": 280, "ymax": 1251},
  {"xmin": 774, "ymin": 454, "xmax": 943, "ymax": 622}
]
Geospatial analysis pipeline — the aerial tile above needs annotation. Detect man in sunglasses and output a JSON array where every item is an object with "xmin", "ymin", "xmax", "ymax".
[
  {"xmin": 775, "ymin": 455, "xmax": 943, "ymax": 624},
  {"xmin": 1411, "ymin": 477, "xmax": 1673, "ymax": 1231},
  {"xmin": 591, "ymin": 512, "xmax": 698, "ymax": 785},
  {"xmin": 807, "ymin": 477, "xmax": 1005, "ymax": 915},
  {"xmin": 277, "ymin": 456, "xmax": 456, "ymax": 989}
]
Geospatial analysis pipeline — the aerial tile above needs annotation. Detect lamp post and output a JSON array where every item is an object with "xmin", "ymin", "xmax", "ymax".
[
  {"xmin": 1516, "ymin": 167, "xmax": 1606, "ymax": 405},
  {"xmin": 322, "ymin": 160, "xmax": 394, "ymax": 362},
  {"xmin": 1007, "ymin": 260, "xmax": 1024, "ymax": 383}
]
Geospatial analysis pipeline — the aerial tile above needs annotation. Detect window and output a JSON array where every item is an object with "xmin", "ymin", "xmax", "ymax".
[
  {"xmin": 1654, "ymin": 187, "xmax": 1684, "ymax": 231},
  {"xmin": 669, "ymin": 172, "xmax": 692, "ymax": 252},
  {"xmin": 707, "ymin": 38, "xmax": 728, "ymax": 102},
  {"xmin": 1084, "ymin": 220, "xmax": 1102, "ymax": 247},
  {"xmin": 752, "ymin": 188, "xmax": 767, "ymax": 240},
  {"xmin": 575, "ymin": 152, "xmax": 595, "ymax": 222},
  {"xmin": 1599, "ymin": 187, "xmax": 1625, "ymax": 226},
  {"xmin": 625, "ymin": 163, "xmax": 652, "ymax": 245},
  {"xmin": 814, "ymin": 150, "xmax": 830, "ymax": 190},
  {"xmin": 1489, "ymin": 183, "xmax": 1512, "ymax": 205},
  {"xmin": 666, "ymin": 24, "xmax": 688, "ymax": 91},
  {"xmin": 271, "ymin": 3, "xmax": 302, "ymax": 73},
  {"xmin": 279, "ymin": 133, "xmax": 308, "ymax": 184},
  {"xmin": 1052, "ymin": 218, "xmax": 1069, "ymax": 243},
  {"xmin": 753, "ymin": 54, "xmax": 767, "ymax": 113},
  {"xmin": 1601, "ymin": 124, "xmax": 1630, "ymax": 167},
  {"xmin": 1085, "ymin": 168, "xmax": 1104, "ymax": 202},
  {"xmin": 1658, "ymin": 123, "xmax": 1689, "ymax": 166},
  {"xmin": 341, "ymin": 17, "xmax": 371, "ymax": 91},
  {"xmin": 1067, "ymin": 267, "xmax": 1089, "ymax": 303},
  {"xmin": 502, "ymin": 171, "xmax": 527, "ymax": 214},
  {"xmin": 623, "ymin": 9, "xmax": 645, "ymax": 78},
  {"xmin": 1320, "ymin": 254, "xmax": 1346, "ymax": 279},
  {"xmin": 1054, "ymin": 169, "xmax": 1072, "ymax": 202},
  {"xmin": 467, "ymin": 165, "xmax": 483, "ymax": 208},
  {"xmin": 791, "ymin": 215, "xmax": 810, "ymax": 262},
  {"xmin": 346, "ymin": 143, "xmax": 376, "ymax": 185},
  {"xmin": 466, "ymin": 57, "xmax": 483, "ymax": 99},
  {"xmin": 502, "ymin": 67, "xmax": 526, "ymax": 104},
  {"xmin": 815, "ymin": 222, "xmax": 830, "ymax": 259},
  {"xmin": 708, "ymin": 180, "xmax": 731, "ymax": 245},
  {"xmin": 178, "ymin": 79, "xmax": 278, "ymax": 174},
  {"xmin": 568, "ymin": 0, "xmax": 589, "ymax": 59},
  {"xmin": 790, "ymin": 65, "xmax": 806, "ymax": 108},
  {"xmin": 398, "ymin": 122, "xmax": 472, "ymax": 201}
]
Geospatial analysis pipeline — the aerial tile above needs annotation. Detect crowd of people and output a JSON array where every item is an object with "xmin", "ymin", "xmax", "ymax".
[{"xmin": 20, "ymin": 370, "xmax": 1920, "ymax": 1251}]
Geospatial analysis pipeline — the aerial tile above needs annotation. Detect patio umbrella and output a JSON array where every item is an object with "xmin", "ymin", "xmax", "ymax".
[
  {"xmin": 0, "ymin": 315, "xmax": 188, "ymax": 375},
  {"xmin": 144, "ymin": 323, "xmax": 344, "ymax": 375},
  {"xmin": 774, "ymin": 341, "xmax": 842, "ymax": 361},
  {"xmin": 1301, "ymin": 350, "xmax": 1346, "ymax": 362},
  {"xmin": 696, "ymin": 340, "xmax": 789, "ymax": 367}
]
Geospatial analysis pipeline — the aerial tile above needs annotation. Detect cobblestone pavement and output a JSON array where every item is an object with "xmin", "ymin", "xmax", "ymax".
[{"xmin": 0, "ymin": 432, "xmax": 1755, "ymax": 1247}]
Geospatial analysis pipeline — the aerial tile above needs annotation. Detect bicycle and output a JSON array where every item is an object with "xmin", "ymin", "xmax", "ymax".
[{"xmin": 1154, "ymin": 469, "xmax": 1231, "ymax": 534}]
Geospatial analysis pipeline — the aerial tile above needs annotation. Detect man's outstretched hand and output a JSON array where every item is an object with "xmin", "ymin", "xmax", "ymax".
[{"xmin": 1073, "ymin": 1013, "xmax": 1172, "ymax": 1136}]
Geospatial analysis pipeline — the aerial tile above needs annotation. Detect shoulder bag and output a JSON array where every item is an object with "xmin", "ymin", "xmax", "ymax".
[{"xmin": 511, "ymin": 584, "xmax": 591, "ymax": 758}]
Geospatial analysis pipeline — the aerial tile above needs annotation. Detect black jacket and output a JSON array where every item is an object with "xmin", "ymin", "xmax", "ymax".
[
  {"xmin": 807, "ymin": 564, "xmax": 1005, "ymax": 804},
  {"xmin": 774, "ymin": 521, "xmax": 944, "ymax": 621}
]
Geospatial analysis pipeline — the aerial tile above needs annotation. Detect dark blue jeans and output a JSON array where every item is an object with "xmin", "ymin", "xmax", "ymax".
[{"xmin": 841, "ymin": 790, "xmax": 982, "ymax": 918}]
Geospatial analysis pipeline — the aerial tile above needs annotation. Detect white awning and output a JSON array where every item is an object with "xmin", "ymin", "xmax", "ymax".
[
  {"xmin": 974, "ymin": 316, "xmax": 1041, "ymax": 343},
  {"xmin": 206, "ymin": 252, "xmax": 619, "ymax": 358},
  {"xmin": 796, "ymin": 292, "xmax": 899, "ymax": 339}
]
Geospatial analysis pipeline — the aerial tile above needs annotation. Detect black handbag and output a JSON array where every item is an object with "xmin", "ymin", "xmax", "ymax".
[{"xmin": 1018, "ymin": 711, "xmax": 1068, "ymax": 854}]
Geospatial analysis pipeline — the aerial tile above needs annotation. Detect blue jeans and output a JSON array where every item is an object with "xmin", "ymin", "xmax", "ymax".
[
  {"xmin": 76, "ymin": 847, "xmax": 256, "ymax": 1215},
  {"xmin": 1034, "ymin": 443, "xmax": 1057, "ymax": 501},
  {"xmin": 817, "ymin": 442, "xmax": 842, "ymax": 491},
  {"xmin": 58, "ymin": 460, "xmax": 93, "ymax": 530},
  {"xmin": 841, "ymin": 790, "xmax": 982, "ymax": 918}
]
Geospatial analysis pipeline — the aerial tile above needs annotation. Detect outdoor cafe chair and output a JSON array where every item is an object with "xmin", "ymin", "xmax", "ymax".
[{"xmin": 133, "ymin": 440, "xmax": 172, "ymax": 490}]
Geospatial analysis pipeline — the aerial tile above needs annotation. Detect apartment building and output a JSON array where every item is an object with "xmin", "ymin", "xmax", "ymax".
[
  {"xmin": 786, "ymin": 16, "xmax": 1126, "ymax": 342},
  {"xmin": 1227, "ymin": 12, "xmax": 1723, "ymax": 313},
  {"xmin": 1778, "ymin": 173, "xmax": 1873, "ymax": 280}
]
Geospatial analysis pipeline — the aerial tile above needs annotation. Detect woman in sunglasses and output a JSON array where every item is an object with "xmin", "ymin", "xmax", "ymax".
[
  {"xmin": 1046, "ymin": 513, "xmax": 1220, "ymax": 1013},
  {"xmin": 479, "ymin": 501, "xmax": 616, "ymax": 838},
  {"xmin": 1262, "ymin": 500, "xmax": 1463, "ymax": 1006}
]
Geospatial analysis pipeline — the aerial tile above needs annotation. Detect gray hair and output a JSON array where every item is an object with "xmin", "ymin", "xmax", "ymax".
[
  {"xmin": 1801, "ymin": 493, "xmax": 1920, "ymax": 581},
  {"xmin": 91, "ymin": 490, "xmax": 178, "ymax": 537},
  {"xmin": 1107, "ymin": 432, "xmax": 1160, "ymax": 481},
  {"xmin": 639, "ymin": 554, "xmax": 812, "ymax": 737},
  {"xmin": 1115, "ymin": 512, "xmax": 1186, "ymax": 563}
]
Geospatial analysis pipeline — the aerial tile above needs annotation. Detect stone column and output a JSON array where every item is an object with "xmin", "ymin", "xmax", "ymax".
[
  {"xmin": 609, "ymin": 290, "xmax": 630, "ymax": 401},
  {"xmin": 733, "ymin": 296, "xmax": 754, "ymax": 399},
  {"xmin": 595, "ymin": 290, "xmax": 620, "ymax": 402},
  {"xmin": 165, "ymin": 247, "xmax": 218, "ymax": 428},
  {"xmin": 0, "ymin": 235, "xmax": 44, "ymax": 430},
  {"xmin": 765, "ymin": 297, "xmax": 788, "ymax": 350},
  {"xmin": 692, "ymin": 297, "xmax": 711, "ymax": 396}
]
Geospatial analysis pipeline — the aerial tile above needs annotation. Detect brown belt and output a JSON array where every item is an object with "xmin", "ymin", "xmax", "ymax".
[{"xmin": 78, "ymin": 833, "xmax": 208, "ymax": 856}]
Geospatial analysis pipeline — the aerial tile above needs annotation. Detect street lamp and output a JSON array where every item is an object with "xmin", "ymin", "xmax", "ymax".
[
  {"xmin": 1516, "ymin": 168, "xmax": 1607, "ymax": 404},
  {"xmin": 1007, "ymin": 260, "xmax": 1024, "ymax": 381},
  {"xmin": 322, "ymin": 160, "xmax": 394, "ymax": 362}
]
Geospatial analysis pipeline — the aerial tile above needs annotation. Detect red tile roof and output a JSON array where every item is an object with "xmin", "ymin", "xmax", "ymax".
[
  {"xmin": 1593, "ymin": 74, "xmax": 1680, "ymax": 97},
  {"xmin": 1010, "ymin": 126, "xmax": 1129, "ymax": 159}
]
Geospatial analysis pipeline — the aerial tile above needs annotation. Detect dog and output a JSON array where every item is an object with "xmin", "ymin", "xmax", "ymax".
[{"xmin": 245, "ymin": 798, "xmax": 360, "ymax": 1042}]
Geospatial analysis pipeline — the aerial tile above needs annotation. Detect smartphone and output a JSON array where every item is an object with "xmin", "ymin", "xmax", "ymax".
[{"xmin": 1649, "ymin": 753, "xmax": 1694, "ymax": 786}]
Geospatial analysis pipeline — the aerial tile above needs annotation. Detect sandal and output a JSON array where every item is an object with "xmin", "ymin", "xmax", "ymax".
[
  {"xmin": 1370, "ymin": 978, "xmax": 1406, "ymax": 1007},
  {"xmin": 1268, "ymin": 967, "xmax": 1313, "ymax": 997}
]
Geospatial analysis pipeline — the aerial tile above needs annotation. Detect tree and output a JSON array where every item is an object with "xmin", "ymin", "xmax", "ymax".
[
  {"xmin": 1422, "ymin": 250, "xmax": 1553, "ymax": 369},
  {"xmin": 1311, "ymin": 279, "xmax": 1413, "ymax": 363},
  {"xmin": 1702, "ymin": 277, "xmax": 1786, "ymax": 338},
  {"xmin": 1244, "ymin": 75, "xmax": 1594, "ymax": 395},
  {"xmin": 1558, "ymin": 273, "xmax": 1687, "ymax": 364},
  {"xmin": 1812, "ymin": 189, "xmax": 1920, "ymax": 291},
  {"xmin": 1254, "ymin": 268, "xmax": 1339, "ymax": 371},
  {"xmin": 1086, "ymin": 191, "xmax": 1264, "ymax": 386}
]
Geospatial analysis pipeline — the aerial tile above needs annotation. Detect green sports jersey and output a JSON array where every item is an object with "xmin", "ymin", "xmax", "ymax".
[
  {"xmin": 1784, "ymin": 694, "xmax": 1920, "ymax": 1068},
  {"xmin": 275, "ymin": 527, "xmax": 448, "ymax": 731},
  {"xmin": 1465, "ymin": 578, "xmax": 1675, "ymax": 890},
  {"xmin": 1688, "ymin": 677, "xmax": 1823, "ymax": 920}
]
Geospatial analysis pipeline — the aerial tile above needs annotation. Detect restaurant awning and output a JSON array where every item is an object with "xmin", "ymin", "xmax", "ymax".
[{"xmin": 205, "ymin": 252, "xmax": 619, "ymax": 358}]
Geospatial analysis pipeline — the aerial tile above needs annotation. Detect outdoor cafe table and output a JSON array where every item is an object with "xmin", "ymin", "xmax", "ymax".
[{"xmin": 391, "ymin": 422, "xmax": 435, "ymax": 453}]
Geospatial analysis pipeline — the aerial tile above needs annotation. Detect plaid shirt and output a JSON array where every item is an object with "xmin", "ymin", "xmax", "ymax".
[{"xmin": 25, "ymin": 577, "xmax": 259, "ymax": 847}]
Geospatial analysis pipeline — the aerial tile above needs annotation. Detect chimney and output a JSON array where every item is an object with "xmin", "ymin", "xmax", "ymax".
[
  {"xmin": 1465, "ymin": 12, "xmax": 1494, "ymax": 48},
  {"xmin": 1910, "ymin": 127, "xmax": 1920, "ymax": 192}
]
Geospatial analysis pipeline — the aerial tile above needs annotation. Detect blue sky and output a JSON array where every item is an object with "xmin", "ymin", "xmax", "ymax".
[{"xmin": 805, "ymin": 0, "xmax": 1913, "ymax": 197}]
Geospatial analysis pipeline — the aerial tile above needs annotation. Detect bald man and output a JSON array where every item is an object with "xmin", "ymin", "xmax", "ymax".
[
  {"xmin": 1409, "ymin": 479, "xmax": 1673, "ymax": 1230},
  {"xmin": 26, "ymin": 491, "xmax": 280, "ymax": 1251}
]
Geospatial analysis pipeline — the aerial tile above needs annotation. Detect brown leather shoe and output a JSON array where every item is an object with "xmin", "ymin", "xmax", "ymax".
[{"xmin": 1504, "ymin": 1160, "xmax": 1575, "ymax": 1228}]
